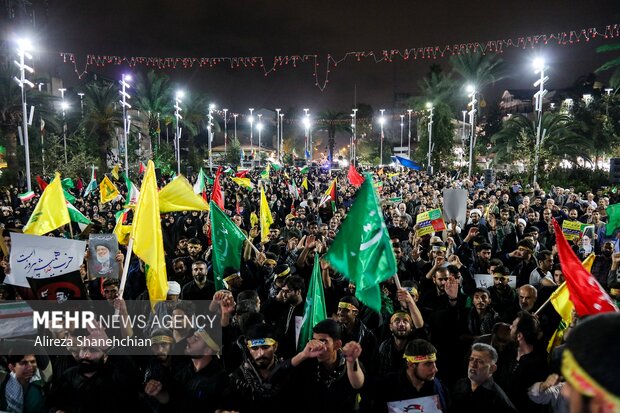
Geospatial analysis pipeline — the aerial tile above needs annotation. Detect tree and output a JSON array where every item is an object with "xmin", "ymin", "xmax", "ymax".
[
  {"xmin": 571, "ymin": 97, "xmax": 620, "ymax": 168},
  {"xmin": 79, "ymin": 80, "xmax": 124, "ymax": 171},
  {"xmin": 224, "ymin": 137, "xmax": 241, "ymax": 166},
  {"xmin": 596, "ymin": 43, "xmax": 620, "ymax": 88},
  {"xmin": 490, "ymin": 113, "xmax": 591, "ymax": 180},
  {"xmin": 415, "ymin": 102, "xmax": 456, "ymax": 171},
  {"xmin": 449, "ymin": 53, "xmax": 510, "ymax": 92},
  {"xmin": 134, "ymin": 70, "xmax": 173, "ymax": 151},
  {"xmin": 316, "ymin": 110, "xmax": 352, "ymax": 162}
]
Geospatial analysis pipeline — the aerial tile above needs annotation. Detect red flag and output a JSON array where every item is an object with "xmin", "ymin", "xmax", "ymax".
[
  {"xmin": 552, "ymin": 219, "xmax": 618, "ymax": 316},
  {"xmin": 35, "ymin": 175, "xmax": 48, "ymax": 191},
  {"xmin": 235, "ymin": 170, "xmax": 249, "ymax": 178},
  {"xmin": 76, "ymin": 178, "xmax": 84, "ymax": 193},
  {"xmin": 347, "ymin": 164, "xmax": 364, "ymax": 187},
  {"xmin": 139, "ymin": 162, "xmax": 146, "ymax": 174},
  {"xmin": 211, "ymin": 167, "xmax": 224, "ymax": 210}
]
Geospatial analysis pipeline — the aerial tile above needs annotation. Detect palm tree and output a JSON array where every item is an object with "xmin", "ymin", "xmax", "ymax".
[
  {"xmin": 596, "ymin": 43, "xmax": 620, "ymax": 88},
  {"xmin": 79, "ymin": 80, "xmax": 124, "ymax": 171},
  {"xmin": 415, "ymin": 64, "xmax": 457, "ymax": 109},
  {"xmin": 317, "ymin": 110, "xmax": 352, "ymax": 162},
  {"xmin": 491, "ymin": 113, "xmax": 591, "ymax": 178},
  {"xmin": 449, "ymin": 53, "xmax": 510, "ymax": 92},
  {"xmin": 134, "ymin": 70, "xmax": 173, "ymax": 149}
]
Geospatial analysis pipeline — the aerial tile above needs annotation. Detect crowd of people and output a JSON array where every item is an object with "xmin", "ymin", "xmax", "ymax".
[{"xmin": 0, "ymin": 163, "xmax": 619, "ymax": 413}]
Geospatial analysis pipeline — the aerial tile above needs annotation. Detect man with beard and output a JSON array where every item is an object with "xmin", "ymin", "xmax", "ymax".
[
  {"xmin": 142, "ymin": 328, "xmax": 176, "ymax": 409},
  {"xmin": 452, "ymin": 343, "xmax": 517, "ymax": 413},
  {"xmin": 467, "ymin": 243, "xmax": 493, "ymax": 276},
  {"xmin": 180, "ymin": 260, "xmax": 215, "ymax": 300},
  {"xmin": 170, "ymin": 257, "xmax": 192, "ymax": 286},
  {"xmin": 220, "ymin": 324, "xmax": 293, "ymax": 413},
  {"xmin": 47, "ymin": 338, "xmax": 142, "ymax": 412},
  {"xmin": 336, "ymin": 296, "xmax": 378, "ymax": 373},
  {"xmin": 377, "ymin": 288, "xmax": 428, "ymax": 376},
  {"xmin": 464, "ymin": 208, "xmax": 490, "ymax": 243},
  {"xmin": 461, "ymin": 288, "xmax": 501, "ymax": 342},
  {"xmin": 186, "ymin": 238, "xmax": 205, "ymax": 265},
  {"xmin": 590, "ymin": 241, "xmax": 613, "ymax": 288},
  {"xmin": 488, "ymin": 265, "xmax": 519, "ymax": 323},
  {"xmin": 91, "ymin": 244, "xmax": 114, "ymax": 276},
  {"xmin": 373, "ymin": 339, "xmax": 449, "ymax": 413},
  {"xmin": 261, "ymin": 275, "xmax": 305, "ymax": 359},
  {"xmin": 506, "ymin": 239, "xmax": 538, "ymax": 287},
  {"xmin": 168, "ymin": 328, "xmax": 228, "ymax": 411},
  {"xmin": 518, "ymin": 284, "xmax": 538, "ymax": 313}
]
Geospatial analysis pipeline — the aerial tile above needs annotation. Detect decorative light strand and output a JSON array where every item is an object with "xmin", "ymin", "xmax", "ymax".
[{"xmin": 59, "ymin": 24, "xmax": 619, "ymax": 91}]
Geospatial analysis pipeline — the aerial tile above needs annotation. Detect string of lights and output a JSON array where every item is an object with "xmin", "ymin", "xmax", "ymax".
[{"xmin": 59, "ymin": 23, "xmax": 619, "ymax": 91}]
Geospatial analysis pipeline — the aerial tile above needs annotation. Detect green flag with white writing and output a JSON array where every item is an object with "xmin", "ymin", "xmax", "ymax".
[
  {"xmin": 297, "ymin": 254, "xmax": 327, "ymax": 351},
  {"xmin": 210, "ymin": 201, "xmax": 247, "ymax": 291},
  {"xmin": 325, "ymin": 174, "xmax": 396, "ymax": 312}
]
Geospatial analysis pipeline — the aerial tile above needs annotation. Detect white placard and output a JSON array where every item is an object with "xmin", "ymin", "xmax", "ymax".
[
  {"xmin": 7, "ymin": 233, "xmax": 86, "ymax": 288},
  {"xmin": 387, "ymin": 395, "xmax": 443, "ymax": 413},
  {"xmin": 475, "ymin": 273, "xmax": 516, "ymax": 289},
  {"xmin": 442, "ymin": 189, "xmax": 468, "ymax": 227}
]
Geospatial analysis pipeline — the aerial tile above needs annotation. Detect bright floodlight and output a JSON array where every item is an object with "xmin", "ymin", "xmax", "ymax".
[
  {"xmin": 248, "ymin": 116, "xmax": 254, "ymax": 123},
  {"xmin": 466, "ymin": 84, "xmax": 475, "ymax": 93},
  {"xmin": 209, "ymin": 103, "xmax": 216, "ymax": 110},
  {"xmin": 17, "ymin": 38, "xmax": 33, "ymax": 51},
  {"xmin": 61, "ymin": 102, "xmax": 69, "ymax": 110},
  {"xmin": 379, "ymin": 116, "xmax": 386, "ymax": 125},
  {"xmin": 426, "ymin": 102, "xmax": 433, "ymax": 109},
  {"xmin": 176, "ymin": 90, "xmax": 184, "ymax": 98},
  {"xmin": 303, "ymin": 117, "xmax": 310, "ymax": 128},
  {"xmin": 123, "ymin": 74, "xmax": 132, "ymax": 82},
  {"xmin": 533, "ymin": 58, "xmax": 545, "ymax": 70},
  {"xmin": 257, "ymin": 122, "xmax": 264, "ymax": 131}
]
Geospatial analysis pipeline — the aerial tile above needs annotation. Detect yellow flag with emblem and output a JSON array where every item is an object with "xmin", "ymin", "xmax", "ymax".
[
  {"xmin": 111, "ymin": 164, "xmax": 120, "ymax": 180},
  {"xmin": 23, "ymin": 172, "xmax": 70, "ymax": 235},
  {"xmin": 260, "ymin": 185, "xmax": 274, "ymax": 242},
  {"xmin": 100, "ymin": 176, "xmax": 120, "ymax": 204}
]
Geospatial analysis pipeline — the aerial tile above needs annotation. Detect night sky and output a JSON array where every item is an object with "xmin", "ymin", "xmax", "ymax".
[{"xmin": 27, "ymin": 0, "xmax": 620, "ymax": 113}]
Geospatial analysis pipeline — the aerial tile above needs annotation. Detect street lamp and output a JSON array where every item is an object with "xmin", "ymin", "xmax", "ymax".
[
  {"xmin": 532, "ymin": 58, "xmax": 548, "ymax": 186},
  {"xmin": 461, "ymin": 110, "xmax": 467, "ymax": 166},
  {"xmin": 119, "ymin": 74, "xmax": 132, "ymax": 173},
  {"xmin": 208, "ymin": 103, "xmax": 215, "ymax": 169},
  {"xmin": 279, "ymin": 113, "xmax": 284, "ymax": 161},
  {"xmin": 233, "ymin": 113, "xmax": 238, "ymax": 140},
  {"xmin": 59, "ymin": 88, "xmax": 68, "ymax": 164},
  {"xmin": 379, "ymin": 109, "xmax": 386, "ymax": 166},
  {"xmin": 223, "ymin": 108, "xmax": 228, "ymax": 153},
  {"xmin": 249, "ymin": 108, "xmax": 255, "ymax": 154},
  {"xmin": 303, "ymin": 109, "xmax": 311, "ymax": 161},
  {"xmin": 77, "ymin": 92, "xmax": 85, "ymax": 118},
  {"xmin": 174, "ymin": 90, "xmax": 184, "ymax": 175},
  {"xmin": 466, "ymin": 85, "xmax": 477, "ymax": 177},
  {"xmin": 426, "ymin": 102, "xmax": 434, "ymax": 174},
  {"xmin": 399, "ymin": 114, "xmax": 405, "ymax": 153},
  {"xmin": 275, "ymin": 108, "xmax": 281, "ymax": 159},
  {"xmin": 257, "ymin": 121, "xmax": 264, "ymax": 163},
  {"xmin": 14, "ymin": 38, "xmax": 35, "ymax": 191},
  {"xmin": 407, "ymin": 109, "xmax": 412, "ymax": 158}
]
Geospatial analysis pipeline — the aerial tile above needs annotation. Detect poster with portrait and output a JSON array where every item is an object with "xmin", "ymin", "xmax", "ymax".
[
  {"xmin": 88, "ymin": 233, "xmax": 119, "ymax": 278},
  {"xmin": 386, "ymin": 395, "xmax": 443, "ymax": 413},
  {"xmin": 27, "ymin": 270, "xmax": 88, "ymax": 302}
]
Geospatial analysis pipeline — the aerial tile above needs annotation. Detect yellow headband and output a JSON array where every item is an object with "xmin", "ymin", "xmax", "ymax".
[
  {"xmin": 223, "ymin": 272, "xmax": 241, "ymax": 282},
  {"xmin": 403, "ymin": 353, "xmax": 437, "ymax": 364},
  {"xmin": 246, "ymin": 338, "xmax": 277, "ymax": 348},
  {"xmin": 264, "ymin": 259, "xmax": 277, "ymax": 266},
  {"xmin": 338, "ymin": 302, "xmax": 358, "ymax": 312},
  {"xmin": 150, "ymin": 335, "xmax": 174, "ymax": 344},
  {"xmin": 195, "ymin": 329, "xmax": 221, "ymax": 354},
  {"xmin": 275, "ymin": 267, "xmax": 290, "ymax": 279},
  {"xmin": 610, "ymin": 288, "xmax": 620, "ymax": 297},
  {"xmin": 390, "ymin": 311, "xmax": 412, "ymax": 324},
  {"xmin": 562, "ymin": 348, "xmax": 620, "ymax": 411}
]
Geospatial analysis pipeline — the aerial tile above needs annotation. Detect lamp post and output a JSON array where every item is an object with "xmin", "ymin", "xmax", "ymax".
[
  {"xmin": 466, "ymin": 85, "xmax": 477, "ymax": 177},
  {"xmin": 274, "ymin": 109, "xmax": 279, "ymax": 159},
  {"xmin": 233, "ymin": 113, "xmax": 238, "ymax": 140},
  {"xmin": 379, "ymin": 109, "xmax": 385, "ymax": 166},
  {"xmin": 77, "ymin": 92, "xmax": 85, "ymax": 119},
  {"xmin": 279, "ymin": 113, "xmax": 284, "ymax": 161},
  {"xmin": 303, "ymin": 109, "xmax": 310, "ymax": 162},
  {"xmin": 407, "ymin": 109, "xmax": 412, "ymax": 159},
  {"xmin": 400, "ymin": 114, "xmax": 405, "ymax": 150},
  {"xmin": 58, "ymin": 88, "xmax": 68, "ymax": 164},
  {"xmin": 14, "ymin": 39, "xmax": 34, "ymax": 191},
  {"xmin": 208, "ymin": 103, "xmax": 215, "ymax": 169},
  {"xmin": 426, "ymin": 102, "xmax": 434, "ymax": 174},
  {"xmin": 223, "ymin": 108, "xmax": 228, "ymax": 153},
  {"xmin": 461, "ymin": 110, "xmax": 467, "ymax": 167},
  {"xmin": 352, "ymin": 109, "xmax": 358, "ymax": 165},
  {"xmin": 119, "ymin": 74, "xmax": 132, "ymax": 173},
  {"xmin": 533, "ymin": 58, "xmax": 548, "ymax": 186},
  {"xmin": 257, "ymin": 113, "xmax": 263, "ymax": 161},
  {"xmin": 174, "ymin": 91, "xmax": 184, "ymax": 175},
  {"xmin": 249, "ymin": 108, "xmax": 255, "ymax": 154}
]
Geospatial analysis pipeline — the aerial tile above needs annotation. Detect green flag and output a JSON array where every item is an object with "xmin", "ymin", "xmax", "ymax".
[
  {"xmin": 270, "ymin": 162, "xmax": 282, "ymax": 172},
  {"xmin": 325, "ymin": 174, "xmax": 396, "ymax": 312},
  {"xmin": 606, "ymin": 203, "xmax": 620, "ymax": 236},
  {"xmin": 297, "ymin": 254, "xmax": 327, "ymax": 351},
  {"xmin": 66, "ymin": 201, "xmax": 92, "ymax": 225},
  {"xmin": 63, "ymin": 189, "xmax": 75, "ymax": 203},
  {"xmin": 210, "ymin": 201, "xmax": 247, "ymax": 291},
  {"xmin": 61, "ymin": 178, "xmax": 75, "ymax": 190}
]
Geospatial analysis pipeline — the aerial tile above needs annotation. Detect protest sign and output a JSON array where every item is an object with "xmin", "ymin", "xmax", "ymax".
[
  {"xmin": 88, "ymin": 233, "xmax": 119, "ymax": 278},
  {"xmin": 475, "ymin": 273, "xmax": 516, "ymax": 289},
  {"xmin": 7, "ymin": 233, "xmax": 86, "ymax": 288},
  {"xmin": 416, "ymin": 208, "xmax": 446, "ymax": 237},
  {"xmin": 27, "ymin": 270, "xmax": 88, "ymax": 301},
  {"xmin": 387, "ymin": 395, "xmax": 443, "ymax": 413},
  {"xmin": 562, "ymin": 220, "xmax": 588, "ymax": 241},
  {"xmin": 442, "ymin": 188, "xmax": 468, "ymax": 227}
]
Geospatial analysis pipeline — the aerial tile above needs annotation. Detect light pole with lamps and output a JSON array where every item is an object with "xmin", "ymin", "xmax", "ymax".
[
  {"xmin": 279, "ymin": 113, "xmax": 284, "ymax": 161},
  {"xmin": 379, "ymin": 109, "xmax": 385, "ymax": 165},
  {"xmin": 352, "ymin": 109, "xmax": 358, "ymax": 165},
  {"xmin": 426, "ymin": 102, "xmax": 434, "ymax": 174},
  {"xmin": 407, "ymin": 109, "xmax": 412, "ymax": 159},
  {"xmin": 119, "ymin": 74, "xmax": 132, "ymax": 173},
  {"xmin": 223, "ymin": 108, "xmax": 228, "ymax": 153},
  {"xmin": 58, "ymin": 88, "xmax": 68, "ymax": 164},
  {"xmin": 233, "ymin": 113, "xmax": 238, "ymax": 140},
  {"xmin": 303, "ymin": 109, "xmax": 310, "ymax": 161},
  {"xmin": 532, "ymin": 58, "xmax": 548, "ymax": 186},
  {"xmin": 208, "ymin": 103, "xmax": 215, "ymax": 169},
  {"xmin": 174, "ymin": 91, "xmax": 184, "ymax": 175},
  {"xmin": 249, "ymin": 108, "xmax": 255, "ymax": 154},
  {"xmin": 257, "ymin": 121, "xmax": 264, "ymax": 164},
  {"xmin": 466, "ymin": 85, "xmax": 477, "ymax": 177},
  {"xmin": 14, "ymin": 38, "xmax": 34, "ymax": 191},
  {"xmin": 275, "ymin": 108, "xmax": 281, "ymax": 159},
  {"xmin": 78, "ymin": 92, "xmax": 85, "ymax": 118}
]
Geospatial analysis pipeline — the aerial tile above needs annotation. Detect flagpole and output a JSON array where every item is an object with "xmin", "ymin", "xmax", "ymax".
[{"xmin": 118, "ymin": 237, "xmax": 134, "ymax": 298}]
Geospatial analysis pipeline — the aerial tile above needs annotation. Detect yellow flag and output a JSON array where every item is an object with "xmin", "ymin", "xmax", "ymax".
[
  {"xmin": 387, "ymin": 172, "xmax": 399, "ymax": 179},
  {"xmin": 250, "ymin": 212, "xmax": 259, "ymax": 228},
  {"xmin": 302, "ymin": 177, "xmax": 308, "ymax": 190},
  {"xmin": 231, "ymin": 177, "xmax": 253, "ymax": 189},
  {"xmin": 159, "ymin": 176, "xmax": 209, "ymax": 213},
  {"xmin": 260, "ymin": 185, "xmax": 273, "ymax": 242},
  {"xmin": 113, "ymin": 221, "xmax": 132, "ymax": 246},
  {"xmin": 377, "ymin": 168, "xmax": 384, "ymax": 176},
  {"xmin": 582, "ymin": 252, "xmax": 595, "ymax": 273},
  {"xmin": 131, "ymin": 160, "xmax": 168, "ymax": 306},
  {"xmin": 24, "ymin": 173, "xmax": 70, "ymax": 236},
  {"xmin": 111, "ymin": 164, "xmax": 120, "ymax": 180},
  {"xmin": 100, "ymin": 176, "xmax": 120, "ymax": 204}
]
